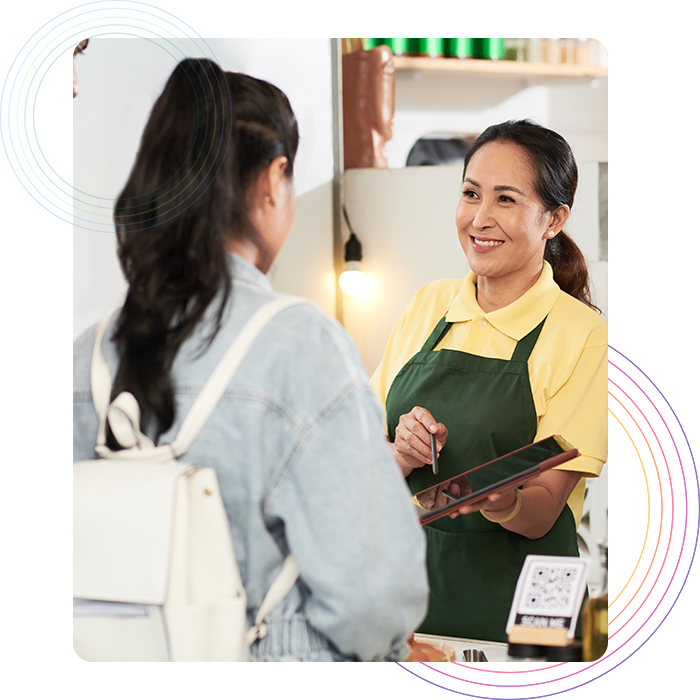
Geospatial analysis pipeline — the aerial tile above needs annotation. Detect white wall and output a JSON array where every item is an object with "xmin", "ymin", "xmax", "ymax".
[
  {"xmin": 387, "ymin": 75, "xmax": 608, "ymax": 169},
  {"xmin": 73, "ymin": 38, "xmax": 335, "ymax": 339}
]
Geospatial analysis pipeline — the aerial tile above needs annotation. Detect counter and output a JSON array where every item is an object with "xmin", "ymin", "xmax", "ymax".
[{"xmin": 414, "ymin": 633, "xmax": 509, "ymax": 663}]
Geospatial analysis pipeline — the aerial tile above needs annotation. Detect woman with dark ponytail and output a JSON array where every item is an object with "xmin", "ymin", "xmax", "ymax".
[
  {"xmin": 73, "ymin": 58, "xmax": 428, "ymax": 661},
  {"xmin": 371, "ymin": 119, "xmax": 607, "ymax": 643}
]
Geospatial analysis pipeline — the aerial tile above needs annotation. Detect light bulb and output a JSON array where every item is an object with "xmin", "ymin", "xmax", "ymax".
[{"xmin": 339, "ymin": 261, "xmax": 368, "ymax": 296}]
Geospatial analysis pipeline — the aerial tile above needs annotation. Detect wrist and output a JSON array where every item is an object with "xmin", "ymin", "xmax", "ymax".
[
  {"xmin": 481, "ymin": 489, "xmax": 522, "ymax": 523},
  {"xmin": 390, "ymin": 442, "xmax": 415, "ymax": 477}
]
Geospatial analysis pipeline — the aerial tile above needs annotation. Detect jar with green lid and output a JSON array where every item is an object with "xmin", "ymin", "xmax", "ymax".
[
  {"xmin": 363, "ymin": 38, "xmax": 384, "ymax": 50},
  {"xmin": 475, "ymin": 38, "xmax": 505, "ymax": 60},
  {"xmin": 384, "ymin": 38, "xmax": 411, "ymax": 56},
  {"xmin": 445, "ymin": 38, "xmax": 474, "ymax": 59},
  {"xmin": 416, "ymin": 38, "xmax": 444, "ymax": 57}
]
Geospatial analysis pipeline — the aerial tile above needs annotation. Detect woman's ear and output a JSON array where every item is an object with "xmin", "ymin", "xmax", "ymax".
[
  {"xmin": 258, "ymin": 156, "xmax": 289, "ymax": 206},
  {"xmin": 548, "ymin": 204, "xmax": 570, "ymax": 235}
]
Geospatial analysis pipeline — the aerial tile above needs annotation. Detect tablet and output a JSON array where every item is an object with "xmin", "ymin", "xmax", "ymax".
[{"xmin": 417, "ymin": 435, "xmax": 579, "ymax": 525}]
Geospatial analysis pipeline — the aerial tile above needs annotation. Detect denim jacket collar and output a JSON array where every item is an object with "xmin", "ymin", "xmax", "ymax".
[{"xmin": 226, "ymin": 252, "xmax": 273, "ymax": 291}]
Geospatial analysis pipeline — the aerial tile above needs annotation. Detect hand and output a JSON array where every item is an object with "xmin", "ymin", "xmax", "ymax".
[
  {"xmin": 403, "ymin": 634, "xmax": 455, "ymax": 662},
  {"xmin": 404, "ymin": 634, "xmax": 430, "ymax": 661},
  {"xmin": 416, "ymin": 474, "xmax": 471, "ymax": 511},
  {"xmin": 392, "ymin": 406, "xmax": 448, "ymax": 477},
  {"xmin": 448, "ymin": 487, "xmax": 517, "ymax": 519}
]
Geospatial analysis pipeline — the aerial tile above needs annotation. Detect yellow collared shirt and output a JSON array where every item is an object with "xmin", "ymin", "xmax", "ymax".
[{"xmin": 370, "ymin": 262, "xmax": 608, "ymax": 526}]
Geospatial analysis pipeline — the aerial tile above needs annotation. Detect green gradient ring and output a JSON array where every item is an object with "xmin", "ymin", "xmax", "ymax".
[{"xmin": 5, "ymin": 5, "xmax": 195, "ymax": 218}]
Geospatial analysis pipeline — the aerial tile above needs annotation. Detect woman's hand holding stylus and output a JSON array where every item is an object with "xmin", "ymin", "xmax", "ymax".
[{"xmin": 392, "ymin": 406, "xmax": 448, "ymax": 478}]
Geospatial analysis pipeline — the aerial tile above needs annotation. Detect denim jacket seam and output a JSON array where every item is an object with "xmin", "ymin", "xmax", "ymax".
[
  {"xmin": 174, "ymin": 385, "xmax": 306, "ymax": 438},
  {"xmin": 262, "ymin": 378, "xmax": 368, "ymax": 508}
]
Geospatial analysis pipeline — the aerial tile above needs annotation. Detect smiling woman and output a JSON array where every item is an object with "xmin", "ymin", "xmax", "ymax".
[
  {"xmin": 458, "ymin": 140, "xmax": 570, "ymax": 312},
  {"xmin": 370, "ymin": 119, "xmax": 608, "ymax": 644},
  {"xmin": 459, "ymin": 120, "xmax": 596, "ymax": 314}
]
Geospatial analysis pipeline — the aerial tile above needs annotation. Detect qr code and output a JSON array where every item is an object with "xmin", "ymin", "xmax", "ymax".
[{"xmin": 524, "ymin": 566, "xmax": 578, "ymax": 610}]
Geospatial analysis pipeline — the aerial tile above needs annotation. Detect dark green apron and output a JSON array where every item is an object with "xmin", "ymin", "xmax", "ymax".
[{"xmin": 385, "ymin": 314, "xmax": 581, "ymax": 643}]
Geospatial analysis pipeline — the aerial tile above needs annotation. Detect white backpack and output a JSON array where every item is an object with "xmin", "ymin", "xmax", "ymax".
[{"xmin": 73, "ymin": 297, "xmax": 305, "ymax": 661}]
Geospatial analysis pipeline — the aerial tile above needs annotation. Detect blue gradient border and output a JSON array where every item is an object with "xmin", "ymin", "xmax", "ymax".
[{"xmin": 0, "ymin": 0, "xmax": 232, "ymax": 233}]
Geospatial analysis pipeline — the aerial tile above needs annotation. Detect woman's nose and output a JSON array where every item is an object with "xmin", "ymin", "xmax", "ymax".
[{"xmin": 472, "ymin": 201, "xmax": 494, "ymax": 229}]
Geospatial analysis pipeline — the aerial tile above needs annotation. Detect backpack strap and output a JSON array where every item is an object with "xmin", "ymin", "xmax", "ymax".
[
  {"xmin": 90, "ymin": 296, "xmax": 309, "ymax": 459},
  {"xmin": 90, "ymin": 314, "xmax": 116, "ymax": 450},
  {"xmin": 170, "ymin": 296, "xmax": 307, "ymax": 456},
  {"xmin": 246, "ymin": 554, "xmax": 300, "ymax": 645},
  {"xmin": 86, "ymin": 295, "xmax": 308, "ymax": 646}
]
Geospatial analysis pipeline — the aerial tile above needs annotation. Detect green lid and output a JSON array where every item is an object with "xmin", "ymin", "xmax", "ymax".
[
  {"xmin": 384, "ymin": 38, "xmax": 411, "ymax": 55},
  {"xmin": 363, "ymin": 38, "xmax": 384, "ymax": 50},
  {"xmin": 416, "ymin": 38, "xmax": 444, "ymax": 57},
  {"xmin": 475, "ymin": 38, "xmax": 505, "ymax": 60},
  {"xmin": 445, "ymin": 38, "xmax": 474, "ymax": 59}
]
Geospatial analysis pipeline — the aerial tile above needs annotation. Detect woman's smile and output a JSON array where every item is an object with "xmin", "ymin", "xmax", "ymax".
[
  {"xmin": 471, "ymin": 236, "xmax": 504, "ymax": 249},
  {"xmin": 455, "ymin": 140, "xmax": 569, "ymax": 310}
]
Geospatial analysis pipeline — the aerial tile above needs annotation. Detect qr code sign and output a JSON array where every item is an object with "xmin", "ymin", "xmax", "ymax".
[
  {"xmin": 507, "ymin": 555, "xmax": 589, "ymax": 637},
  {"xmin": 524, "ymin": 566, "xmax": 578, "ymax": 613}
]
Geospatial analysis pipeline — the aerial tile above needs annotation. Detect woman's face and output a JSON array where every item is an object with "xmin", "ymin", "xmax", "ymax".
[{"xmin": 456, "ymin": 141, "xmax": 558, "ymax": 287}]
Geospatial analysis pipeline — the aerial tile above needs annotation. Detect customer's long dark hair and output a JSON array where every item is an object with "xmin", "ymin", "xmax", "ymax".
[
  {"xmin": 108, "ymin": 58, "xmax": 298, "ymax": 445},
  {"xmin": 462, "ymin": 119, "xmax": 599, "ymax": 312}
]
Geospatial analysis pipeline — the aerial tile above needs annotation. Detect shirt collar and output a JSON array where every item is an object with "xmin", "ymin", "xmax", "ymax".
[
  {"xmin": 226, "ymin": 252, "xmax": 273, "ymax": 291},
  {"xmin": 445, "ymin": 261, "xmax": 560, "ymax": 340}
]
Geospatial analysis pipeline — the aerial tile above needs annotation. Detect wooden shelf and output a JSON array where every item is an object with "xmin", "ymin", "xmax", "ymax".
[{"xmin": 392, "ymin": 55, "xmax": 608, "ymax": 80}]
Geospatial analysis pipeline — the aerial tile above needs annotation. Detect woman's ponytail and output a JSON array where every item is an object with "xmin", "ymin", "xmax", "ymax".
[
  {"xmin": 108, "ymin": 59, "xmax": 298, "ymax": 446},
  {"xmin": 545, "ymin": 231, "xmax": 599, "ymax": 312}
]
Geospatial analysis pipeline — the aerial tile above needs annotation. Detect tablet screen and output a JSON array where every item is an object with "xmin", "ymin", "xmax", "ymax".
[{"xmin": 416, "ymin": 435, "xmax": 578, "ymax": 525}]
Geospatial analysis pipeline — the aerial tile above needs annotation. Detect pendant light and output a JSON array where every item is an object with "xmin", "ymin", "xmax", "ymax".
[{"xmin": 339, "ymin": 206, "xmax": 368, "ymax": 296}]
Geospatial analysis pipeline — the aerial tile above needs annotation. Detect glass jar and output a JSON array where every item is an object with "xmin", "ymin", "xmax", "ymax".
[
  {"xmin": 505, "ymin": 38, "xmax": 526, "ymax": 61},
  {"xmin": 525, "ymin": 38, "xmax": 542, "ymax": 63},
  {"xmin": 559, "ymin": 38, "xmax": 576, "ymax": 64},
  {"xmin": 582, "ymin": 539, "xmax": 608, "ymax": 661},
  {"xmin": 574, "ymin": 38, "xmax": 591, "ymax": 65},
  {"xmin": 542, "ymin": 38, "xmax": 560, "ymax": 64}
]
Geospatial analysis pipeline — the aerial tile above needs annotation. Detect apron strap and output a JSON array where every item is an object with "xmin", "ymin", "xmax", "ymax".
[
  {"xmin": 420, "ymin": 316, "xmax": 453, "ymax": 352},
  {"xmin": 510, "ymin": 316, "xmax": 548, "ymax": 362}
]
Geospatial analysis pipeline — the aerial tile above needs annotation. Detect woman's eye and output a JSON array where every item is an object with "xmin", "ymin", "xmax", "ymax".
[
  {"xmin": 462, "ymin": 189, "xmax": 478, "ymax": 199},
  {"xmin": 498, "ymin": 195, "xmax": 515, "ymax": 203}
]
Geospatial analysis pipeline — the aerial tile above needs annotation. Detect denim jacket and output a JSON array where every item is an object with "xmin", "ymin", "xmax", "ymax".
[{"xmin": 73, "ymin": 253, "xmax": 428, "ymax": 661}]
